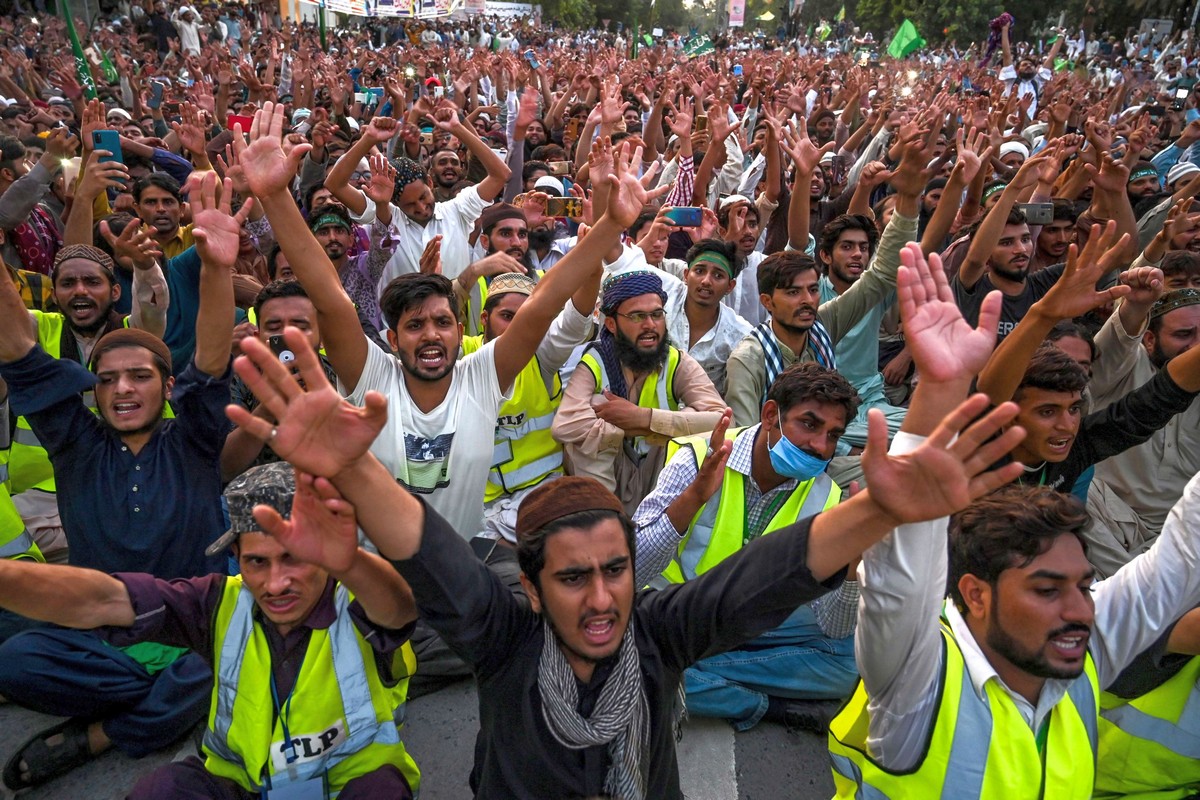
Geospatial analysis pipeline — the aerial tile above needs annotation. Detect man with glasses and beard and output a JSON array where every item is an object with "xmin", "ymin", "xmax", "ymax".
[{"xmin": 553, "ymin": 270, "xmax": 726, "ymax": 515}]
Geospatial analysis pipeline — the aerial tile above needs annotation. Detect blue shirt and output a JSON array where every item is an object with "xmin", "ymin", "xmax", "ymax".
[{"xmin": 1, "ymin": 345, "xmax": 231, "ymax": 578}]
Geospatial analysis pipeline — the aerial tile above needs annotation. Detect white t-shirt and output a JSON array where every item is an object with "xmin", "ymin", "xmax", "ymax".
[{"xmin": 342, "ymin": 338, "xmax": 508, "ymax": 539}]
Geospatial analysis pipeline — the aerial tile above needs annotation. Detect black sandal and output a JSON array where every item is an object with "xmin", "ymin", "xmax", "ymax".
[{"xmin": 3, "ymin": 718, "xmax": 95, "ymax": 790}]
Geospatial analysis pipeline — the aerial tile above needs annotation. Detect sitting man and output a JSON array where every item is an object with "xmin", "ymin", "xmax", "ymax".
[
  {"xmin": 636, "ymin": 362, "xmax": 861, "ymax": 731},
  {"xmin": 0, "ymin": 462, "xmax": 421, "ymax": 799},
  {"xmin": 553, "ymin": 269, "xmax": 726, "ymax": 515}
]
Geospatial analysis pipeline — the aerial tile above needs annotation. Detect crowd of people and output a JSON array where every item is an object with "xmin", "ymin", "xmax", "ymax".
[{"xmin": 0, "ymin": 2, "xmax": 1199, "ymax": 797}]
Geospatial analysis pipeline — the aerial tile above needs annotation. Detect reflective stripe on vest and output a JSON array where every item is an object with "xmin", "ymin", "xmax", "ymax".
[
  {"xmin": 660, "ymin": 429, "xmax": 839, "ymax": 584},
  {"xmin": 1095, "ymin": 656, "xmax": 1200, "ymax": 798},
  {"xmin": 829, "ymin": 625, "xmax": 1098, "ymax": 799},
  {"xmin": 203, "ymin": 578, "xmax": 419, "ymax": 794},
  {"xmin": 0, "ymin": 480, "xmax": 41, "ymax": 562}
]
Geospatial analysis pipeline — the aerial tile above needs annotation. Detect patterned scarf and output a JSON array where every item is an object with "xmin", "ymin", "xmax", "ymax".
[
  {"xmin": 11, "ymin": 206, "xmax": 62, "ymax": 276},
  {"xmin": 538, "ymin": 619, "xmax": 650, "ymax": 800},
  {"xmin": 750, "ymin": 319, "xmax": 836, "ymax": 404}
]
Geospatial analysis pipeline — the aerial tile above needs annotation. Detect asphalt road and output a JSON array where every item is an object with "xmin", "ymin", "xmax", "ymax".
[{"xmin": 0, "ymin": 679, "xmax": 835, "ymax": 799}]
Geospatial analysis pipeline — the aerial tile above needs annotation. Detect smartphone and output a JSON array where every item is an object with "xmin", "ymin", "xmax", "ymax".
[
  {"xmin": 1018, "ymin": 202, "xmax": 1054, "ymax": 225},
  {"xmin": 433, "ymin": 85, "xmax": 444, "ymax": 99},
  {"xmin": 227, "ymin": 113, "xmax": 254, "ymax": 132},
  {"xmin": 268, "ymin": 335, "xmax": 297, "ymax": 365},
  {"xmin": 732, "ymin": 64, "xmax": 743, "ymax": 77},
  {"xmin": 354, "ymin": 91, "xmax": 371, "ymax": 104},
  {"xmin": 365, "ymin": 87, "xmax": 384, "ymax": 104},
  {"xmin": 564, "ymin": 117, "xmax": 582, "ymax": 140},
  {"xmin": 694, "ymin": 114, "xmax": 708, "ymax": 132},
  {"xmin": 548, "ymin": 160, "xmax": 571, "ymax": 176},
  {"xmin": 546, "ymin": 197, "xmax": 583, "ymax": 217},
  {"xmin": 469, "ymin": 535, "xmax": 497, "ymax": 561},
  {"xmin": 92, "ymin": 130, "xmax": 124, "ymax": 171},
  {"xmin": 148, "ymin": 80, "xmax": 165, "ymax": 110},
  {"xmin": 523, "ymin": 49, "xmax": 540, "ymax": 70},
  {"xmin": 664, "ymin": 206, "xmax": 703, "ymax": 227},
  {"xmin": 420, "ymin": 131, "xmax": 433, "ymax": 146},
  {"xmin": 1177, "ymin": 87, "xmax": 1191, "ymax": 100}
]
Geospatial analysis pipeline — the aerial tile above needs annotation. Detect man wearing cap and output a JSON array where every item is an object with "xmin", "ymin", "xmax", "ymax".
[
  {"xmin": 222, "ymin": 254, "xmax": 1027, "ymax": 798},
  {"xmin": 0, "ymin": 173, "xmax": 242, "ymax": 788},
  {"xmin": 553, "ymin": 269, "xmax": 726, "ymax": 515},
  {"xmin": 0, "ymin": 462, "xmax": 421, "ymax": 798},
  {"xmin": 635, "ymin": 363, "xmax": 860, "ymax": 732},
  {"xmin": 1127, "ymin": 162, "xmax": 1162, "ymax": 207},
  {"xmin": 308, "ymin": 202, "xmax": 395, "ymax": 335},
  {"xmin": 323, "ymin": 105, "xmax": 512, "ymax": 284}
]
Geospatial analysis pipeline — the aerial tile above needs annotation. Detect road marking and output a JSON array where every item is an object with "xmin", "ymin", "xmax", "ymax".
[{"xmin": 677, "ymin": 716, "xmax": 738, "ymax": 798}]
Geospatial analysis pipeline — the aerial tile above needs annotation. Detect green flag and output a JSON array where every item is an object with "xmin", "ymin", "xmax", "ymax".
[
  {"xmin": 100, "ymin": 50, "xmax": 119, "ymax": 85},
  {"xmin": 835, "ymin": 4, "xmax": 844, "ymax": 21},
  {"xmin": 683, "ymin": 35, "xmax": 714, "ymax": 59},
  {"xmin": 318, "ymin": 0, "xmax": 327, "ymax": 52},
  {"xmin": 60, "ymin": 0, "xmax": 97, "ymax": 100},
  {"xmin": 887, "ymin": 19, "xmax": 925, "ymax": 59}
]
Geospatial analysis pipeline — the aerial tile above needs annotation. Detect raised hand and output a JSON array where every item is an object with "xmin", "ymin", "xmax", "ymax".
[
  {"xmin": 955, "ymin": 126, "xmax": 992, "ymax": 184},
  {"xmin": 1118, "ymin": 265, "xmax": 1165, "ymax": 311},
  {"xmin": 233, "ymin": 101, "xmax": 311, "ymax": 198},
  {"xmin": 101, "ymin": 219, "xmax": 162, "ymax": 272},
  {"xmin": 172, "ymin": 101, "xmax": 208, "ymax": 158},
  {"xmin": 859, "ymin": 394, "xmax": 1026, "ymax": 526},
  {"xmin": 419, "ymin": 235, "xmax": 442, "ymax": 275},
  {"xmin": 227, "ymin": 328, "xmax": 389, "ymax": 477},
  {"xmin": 364, "ymin": 115, "xmax": 399, "ymax": 146},
  {"xmin": 604, "ymin": 141, "xmax": 671, "ymax": 229},
  {"xmin": 363, "ymin": 152, "xmax": 396, "ymax": 205},
  {"xmin": 664, "ymin": 95, "xmax": 694, "ymax": 138},
  {"xmin": 782, "ymin": 118, "xmax": 835, "ymax": 178},
  {"xmin": 76, "ymin": 152, "xmax": 129, "ymax": 200},
  {"xmin": 254, "ymin": 470, "xmax": 360, "ymax": 574},
  {"xmin": 897, "ymin": 241, "xmax": 1001, "ymax": 384},
  {"xmin": 190, "ymin": 171, "xmax": 254, "ymax": 271},
  {"xmin": 1034, "ymin": 220, "xmax": 1131, "ymax": 320},
  {"xmin": 689, "ymin": 409, "xmax": 734, "ymax": 503}
]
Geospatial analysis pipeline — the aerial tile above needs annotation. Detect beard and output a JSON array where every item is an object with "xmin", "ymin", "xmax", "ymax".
[
  {"xmin": 992, "ymin": 261, "xmax": 1029, "ymax": 283},
  {"xmin": 529, "ymin": 226, "xmax": 555, "ymax": 251},
  {"xmin": 69, "ymin": 301, "xmax": 116, "ymax": 336},
  {"xmin": 1018, "ymin": 69, "xmax": 1037, "ymax": 81},
  {"xmin": 1149, "ymin": 340, "xmax": 1171, "ymax": 368},
  {"xmin": 986, "ymin": 593, "xmax": 1089, "ymax": 681},
  {"xmin": 613, "ymin": 326, "xmax": 670, "ymax": 374}
]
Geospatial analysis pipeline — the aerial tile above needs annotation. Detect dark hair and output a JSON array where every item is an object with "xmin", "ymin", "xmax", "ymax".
[
  {"xmin": 1016, "ymin": 344, "xmax": 1090, "ymax": 398},
  {"xmin": 948, "ymin": 486, "xmax": 1090, "ymax": 610},
  {"xmin": 766, "ymin": 361, "xmax": 861, "ymax": 424},
  {"xmin": 517, "ymin": 508, "xmax": 635, "ymax": 592},
  {"xmin": 93, "ymin": 212, "xmax": 138, "ymax": 260},
  {"xmin": 629, "ymin": 209, "xmax": 658, "ymax": 241},
  {"xmin": 1045, "ymin": 319, "xmax": 1098, "ymax": 363},
  {"xmin": 967, "ymin": 206, "xmax": 1027, "ymax": 241},
  {"xmin": 522, "ymin": 160, "xmax": 550, "ymax": 183},
  {"xmin": 266, "ymin": 244, "xmax": 285, "ymax": 280},
  {"xmin": 0, "ymin": 134, "xmax": 25, "ymax": 172},
  {"xmin": 303, "ymin": 181, "xmax": 335, "ymax": 214},
  {"xmin": 1051, "ymin": 198, "xmax": 1079, "ymax": 224},
  {"xmin": 308, "ymin": 202, "xmax": 353, "ymax": 232},
  {"xmin": 819, "ymin": 214, "xmax": 879, "ymax": 260},
  {"xmin": 1161, "ymin": 250, "xmax": 1200, "ymax": 283},
  {"xmin": 254, "ymin": 279, "xmax": 311, "ymax": 320},
  {"xmin": 380, "ymin": 273, "xmax": 456, "ymax": 331},
  {"xmin": 132, "ymin": 172, "xmax": 182, "ymax": 203},
  {"xmin": 684, "ymin": 237, "xmax": 737, "ymax": 265},
  {"xmin": 530, "ymin": 144, "xmax": 567, "ymax": 162},
  {"xmin": 757, "ymin": 251, "xmax": 821, "ymax": 295}
]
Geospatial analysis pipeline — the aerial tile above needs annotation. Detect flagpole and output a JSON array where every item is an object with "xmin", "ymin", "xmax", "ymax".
[
  {"xmin": 318, "ymin": 0, "xmax": 328, "ymax": 52},
  {"xmin": 60, "ymin": 0, "xmax": 98, "ymax": 100}
]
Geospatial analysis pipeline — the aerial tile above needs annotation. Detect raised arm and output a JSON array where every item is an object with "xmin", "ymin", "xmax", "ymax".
[
  {"xmin": 191, "ymin": 171, "xmax": 249, "ymax": 377},
  {"xmin": 430, "ymin": 100, "xmax": 511, "ymax": 202},
  {"xmin": 237, "ymin": 103, "xmax": 369, "ymax": 391},
  {"xmin": 0, "ymin": 561, "xmax": 135, "ymax": 629},
  {"xmin": 323, "ymin": 116, "xmax": 397, "ymax": 217},
  {"xmin": 784, "ymin": 116, "xmax": 836, "ymax": 250},
  {"xmin": 959, "ymin": 152, "xmax": 1052, "ymax": 288}
]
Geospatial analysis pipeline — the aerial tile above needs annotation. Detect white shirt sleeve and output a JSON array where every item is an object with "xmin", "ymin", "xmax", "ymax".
[{"xmin": 534, "ymin": 302, "xmax": 593, "ymax": 370}]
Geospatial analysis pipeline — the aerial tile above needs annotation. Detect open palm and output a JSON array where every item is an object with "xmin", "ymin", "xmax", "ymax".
[
  {"xmin": 233, "ymin": 102, "xmax": 309, "ymax": 198},
  {"xmin": 255, "ymin": 472, "xmax": 359, "ymax": 574},
  {"xmin": 897, "ymin": 242, "xmax": 999, "ymax": 383},
  {"xmin": 191, "ymin": 172, "xmax": 253, "ymax": 271}
]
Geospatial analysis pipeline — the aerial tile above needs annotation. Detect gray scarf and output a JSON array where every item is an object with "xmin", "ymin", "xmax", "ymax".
[{"xmin": 537, "ymin": 619, "xmax": 650, "ymax": 800}]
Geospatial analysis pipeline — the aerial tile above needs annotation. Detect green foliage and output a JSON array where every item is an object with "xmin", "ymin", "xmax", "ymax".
[{"xmin": 544, "ymin": 0, "xmax": 599, "ymax": 27}]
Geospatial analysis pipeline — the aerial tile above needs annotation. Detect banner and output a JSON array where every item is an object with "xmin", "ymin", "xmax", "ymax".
[
  {"xmin": 683, "ymin": 34, "xmax": 714, "ymax": 59},
  {"xmin": 60, "ymin": 0, "xmax": 97, "ymax": 100},
  {"xmin": 887, "ymin": 18, "xmax": 925, "ymax": 59},
  {"xmin": 727, "ymin": 0, "xmax": 744, "ymax": 28}
]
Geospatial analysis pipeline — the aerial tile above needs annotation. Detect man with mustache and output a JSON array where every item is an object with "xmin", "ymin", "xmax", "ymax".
[
  {"xmin": 133, "ymin": 174, "xmax": 194, "ymax": 259},
  {"xmin": 829, "ymin": 241, "xmax": 1200, "ymax": 798},
  {"xmin": 999, "ymin": 18, "xmax": 1064, "ymax": 117},
  {"xmin": 552, "ymin": 269, "xmax": 726, "ymax": 515},
  {"xmin": 1031, "ymin": 200, "xmax": 1079, "ymax": 272}
]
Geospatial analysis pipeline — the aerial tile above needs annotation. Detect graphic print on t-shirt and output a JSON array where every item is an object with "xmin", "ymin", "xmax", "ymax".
[{"xmin": 402, "ymin": 431, "xmax": 455, "ymax": 493}]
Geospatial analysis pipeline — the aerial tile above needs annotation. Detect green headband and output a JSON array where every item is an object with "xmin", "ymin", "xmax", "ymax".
[
  {"xmin": 982, "ymin": 183, "xmax": 1008, "ymax": 202},
  {"xmin": 1129, "ymin": 166, "xmax": 1159, "ymax": 184},
  {"xmin": 690, "ymin": 251, "xmax": 735, "ymax": 278},
  {"xmin": 311, "ymin": 213, "xmax": 351, "ymax": 232}
]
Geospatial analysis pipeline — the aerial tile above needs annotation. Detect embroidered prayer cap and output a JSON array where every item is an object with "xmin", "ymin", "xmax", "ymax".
[
  {"xmin": 487, "ymin": 272, "xmax": 537, "ymax": 299},
  {"xmin": 515, "ymin": 476, "xmax": 626, "ymax": 541},
  {"xmin": 393, "ymin": 156, "xmax": 427, "ymax": 193},
  {"xmin": 600, "ymin": 270, "xmax": 666, "ymax": 316},
  {"xmin": 205, "ymin": 462, "xmax": 296, "ymax": 556},
  {"xmin": 53, "ymin": 244, "xmax": 116, "ymax": 283},
  {"xmin": 1150, "ymin": 288, "xmax": 1200, "ymax": 321}
]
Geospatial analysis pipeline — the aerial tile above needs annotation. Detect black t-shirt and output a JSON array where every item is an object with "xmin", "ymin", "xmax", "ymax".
[{"xmin": 953, "ymin": 264, "xmax": 1065, "ymax": 343}]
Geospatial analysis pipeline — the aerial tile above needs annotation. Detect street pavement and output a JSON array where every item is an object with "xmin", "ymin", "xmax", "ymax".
[{"xmin": 0, "ymin": 679, "xmax": 835, "ymax": 799}]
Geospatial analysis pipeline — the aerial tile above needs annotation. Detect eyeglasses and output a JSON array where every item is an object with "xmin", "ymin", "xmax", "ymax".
[
  {"xmin": 350, "ymin": 171, "xmax": 372, "ymax": 182},
  {"xmin": 615, "ymin": 309, "xmax": 666, "ymax": 324}
]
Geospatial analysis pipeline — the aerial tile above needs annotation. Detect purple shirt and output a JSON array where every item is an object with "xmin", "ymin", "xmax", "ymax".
[{"xmin": 104, "ymin": 572, "xmax": 413, "ymax": 699}]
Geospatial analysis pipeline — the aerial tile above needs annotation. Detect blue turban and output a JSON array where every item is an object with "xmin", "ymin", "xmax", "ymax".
[{"xmin": 594, "ymin": 270, "xmax": 669, "ymax": 401}]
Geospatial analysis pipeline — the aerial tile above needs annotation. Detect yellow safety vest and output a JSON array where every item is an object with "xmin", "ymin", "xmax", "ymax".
[
  {"xmin": 1096, "ymin": 656, "xmax": 1200, "ymax": 800},
  {"xmin": 829, "ymin": 624, "xmax": 1100, "ymax": 799},
  {"xmin": 203, "ymin": 576, "xmax": 420, "ymax": 798},
  {"xmin": 9, "ymin": 312, "xmax": 173, "ymax": 494},
  {"xmin": 462, "ymin": 334, "xmax": 564, "ymax": 503},
  {"xmin": 659, "ymin": 427, "xmax": 840, "ymax": 583},
  {"xmin": 0, "ymin": 458, "xmax": 41, "ymax": 562},
  {"xmin": 580, "ymin": 344, "xmax": 682, "ymax": 458}
]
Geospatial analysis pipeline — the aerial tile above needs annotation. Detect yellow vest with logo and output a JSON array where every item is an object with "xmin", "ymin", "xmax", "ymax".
[
  {"xmin": 1095, "ymin": 656, "xmax": 1200, "ymax": 800},
  {"xmin": 659, "ymin": 427, "xmax": 840, "ymax": 584},
  {"xmin": 9, "ymin": 312, "xmax": 173, "ymax": 494},
  {"xmin": 202, "ymin": 576, "xmax": 420, "ymax": 797},
  {"xmin": 0, "ymin": 458, "xmax": 41, "ymax": 562},
  {"xmin": 580, "ymin": 344, "xmax": 681, "ymax": 459},
  {"xmin": 464, "ymin": 271, "xmax": 544, "ymax": 337},
  {"xmin": 463, "ymin": 334, "xmax": 564, "ymax": 503},
  {"xmin": 829, "ymin": 624, "xmax": 1100, "ymax": 799}
]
